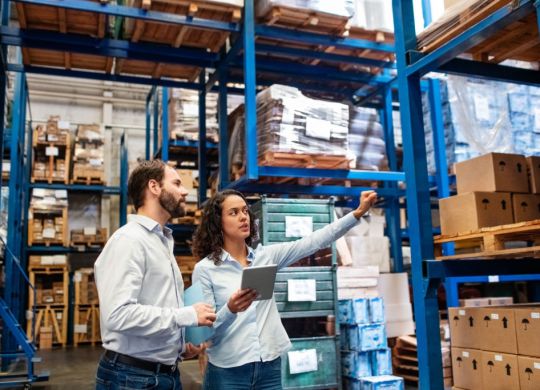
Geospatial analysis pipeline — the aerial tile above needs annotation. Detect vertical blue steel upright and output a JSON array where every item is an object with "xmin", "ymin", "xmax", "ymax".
[
  {"xmin": 243, "ymin": 0, "xmax": 258, "ymax": 180},
  {"xmin": 218, "ymin": 69, "xmax": 229, "ymax": 189},
  {"xmin": 120, "ymin": 132, "xmax": 128, "ymax": 226},
  {"xmin": 392, "ymin": 1, "xmax": 444, "ymax": 388},
  {"xmin": 145, "ymin": 86, "xmax": 155, "ymax": 160},
  {"xmin": 153, "ymin": 87, "xmax": 159, "ymax": 157},
  {"xmin": 161, "ymin": 87, "xmax": 169, "ymax": 162},
  {"xmin": 198, "ymin": 71, "xmax": 207, "ymax": 205}
]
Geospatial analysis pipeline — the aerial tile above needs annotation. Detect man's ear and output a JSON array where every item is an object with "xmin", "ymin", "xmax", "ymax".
[{"xmin": 147, "ymin": 179, "xmax": 161, "ymax": 196}]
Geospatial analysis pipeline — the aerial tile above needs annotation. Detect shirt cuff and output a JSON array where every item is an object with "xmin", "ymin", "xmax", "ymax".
[
  {"xmin": 219, "ymin": 303, "xmax": 237, "ymax": 321},
  {"xmin": 176, "ymin": 306, "xmax": 198, "ymax": 328}
]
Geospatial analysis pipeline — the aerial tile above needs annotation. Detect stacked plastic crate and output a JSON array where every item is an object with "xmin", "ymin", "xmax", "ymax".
[{"xmin": 339, "ymin": 297, "xmax": 405, "ymax": 390}]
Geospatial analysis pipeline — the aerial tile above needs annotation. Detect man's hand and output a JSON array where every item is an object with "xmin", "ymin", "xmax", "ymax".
[
  {"xmin": 227, "ymin": 289, "xmax": 258, "ymax": 313},
  {"xmin": 182, "ymin": 342, "xmax": 205, "ymax": 359},
  {"xmin": 353, "ymin": 190, "xmax": 377, "ymax": 219},
  {"xmin": 192, "ymin": 303, "xmax": 216, "ymax": 326}
]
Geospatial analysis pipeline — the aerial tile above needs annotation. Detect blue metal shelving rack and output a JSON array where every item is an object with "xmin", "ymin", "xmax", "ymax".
[{"xmin": 393, "ymin": 0, "xmax": 540, "ymax": 388}]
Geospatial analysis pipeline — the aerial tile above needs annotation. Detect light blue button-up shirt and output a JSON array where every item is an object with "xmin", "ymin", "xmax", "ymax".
[
  {"xmin": 192, "ymin": 212, "xmax": 359, "ymax": 368},
  {"xmin": 95, "ymin": 214, "xmax": 198, "ymax": 365}
]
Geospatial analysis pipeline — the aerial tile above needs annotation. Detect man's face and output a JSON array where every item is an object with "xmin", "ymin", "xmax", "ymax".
[{"xmin": 158, "ymin": 166, "xmax": 189, "ymax": 218}]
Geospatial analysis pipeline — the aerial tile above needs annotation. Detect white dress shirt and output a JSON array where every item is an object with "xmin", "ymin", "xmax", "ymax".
[
  {"xmin": 95, "ymin": 214, "xmax": 198, "ymax": 365},
  {"xmin": 192, "ymin": 212, "xmax": 359, "ymax": 368}
]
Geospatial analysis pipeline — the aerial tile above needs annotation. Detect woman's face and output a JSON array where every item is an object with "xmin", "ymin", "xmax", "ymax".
[{"xmin": 221, "ymin": 195, "xmax": 251, "ymax": 242}]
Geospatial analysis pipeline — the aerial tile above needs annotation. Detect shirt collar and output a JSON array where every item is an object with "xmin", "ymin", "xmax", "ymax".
[
  {"xmin": 220, "ymin": 245, "xmax": 255, "ymax": 264},
  {"xmin": 128, "ymin": 214, "xmax": 171, "ymax": 236}
]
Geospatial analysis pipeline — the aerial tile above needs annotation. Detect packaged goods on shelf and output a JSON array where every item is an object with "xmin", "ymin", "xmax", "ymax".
[
  {"xmin": 348, "ymin": 107, "xmax": 388, "ymax": 171},
  {"xmin": 255, "ymin": 0, "xmax": 354, "ymax": 19},
  {"xmin": 167, "ymin": 88, "xmax": 219, "ymax": 142},
  {"xmin": 349, "ymin": 0, "xmax": 393, "ymax": 31}
]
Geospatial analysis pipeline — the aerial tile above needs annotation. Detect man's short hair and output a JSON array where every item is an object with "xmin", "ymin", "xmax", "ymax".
[{"xmin": 128, "ymin": 160, "xmax": 167, "ymax": 211}]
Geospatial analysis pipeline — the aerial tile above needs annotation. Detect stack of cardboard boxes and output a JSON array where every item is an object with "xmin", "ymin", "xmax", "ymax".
[
  {"xmin": 72, "ymin": 124, "xmax": 105, "ymax": 184},
  {"xmin": 28, "ymin": 189, "xmax": 69, "ymax": 246},
  {"xmin": 32, "ymin": 116, "xmax": 71, "ymax": 183},
  {"xmin": 440, "ymin": 153, "xmax": 540, "ymax": 236},
  {"xmin": 449, "ymin": 305, "xmax": 540, "ymax": 390}
]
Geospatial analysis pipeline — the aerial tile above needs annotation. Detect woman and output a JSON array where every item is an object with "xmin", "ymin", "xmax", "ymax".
[{"xmin": 192, "ymin": 189, "xmax": 377, "ymax": 389}]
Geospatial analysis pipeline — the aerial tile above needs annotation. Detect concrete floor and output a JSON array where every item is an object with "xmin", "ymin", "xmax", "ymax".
[{"xmin": 27, "ymin": 346, "xmax": 202, "ymax": 390}]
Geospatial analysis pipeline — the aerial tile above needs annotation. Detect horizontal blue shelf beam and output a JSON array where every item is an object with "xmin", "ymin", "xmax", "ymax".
[
  {"xmin": 12, "ymin": 0, "xmax": 241, "ymax": 32},
  {"xmin": 26, "ymin": 246, "xmax": 102, "ymax": 254},
  {"xmin": 258, "ymin": 166, "xmax": 405, "ymax": 181},
  {"xmin": 8, "ymin": 64, "xmax": 201, "ymax": 90},
  {"xmin": 29, "ymin": 183, "xmax": 120, "ymax": 194},
  {"xmin": 439, "ymin": 58, "xmax": 540, "ymax": 87},
  {"xmin": 447, "ymin": 274, "xmax": 540, "ymax": 285},
  {"xmin": 406, "ymin": 0, "xmax": 535, "ymax": 77},
  {"xmin": 170, "ymin": 140, "xmax": 218, "ymax": 149},
  {"xmin": 1, "ymin": 26, "xmax": 218, "ymax": 68},
  {"xmin": 255, "ymin": 43, "xmax": 396, "ymax": 70},
  {"xmin": 227, "ymin": 181, "xmax": 403, "ymax": 197},
  {"xmin": 426, "ymin": 259, "xmax": 540, "ymax": 279},
  {"xmin": 255, "ymin": 25, "xmax": 395, "ymax": 53}
]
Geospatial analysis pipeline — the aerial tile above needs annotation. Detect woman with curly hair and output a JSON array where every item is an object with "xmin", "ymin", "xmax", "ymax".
[{"xmin": 191, "ymin": 189, "xmax": 377, "ymax": 390}]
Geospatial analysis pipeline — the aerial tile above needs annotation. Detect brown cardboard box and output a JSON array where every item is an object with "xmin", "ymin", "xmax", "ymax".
[
  {"xmin": 476, "ymin": 307, "xmax": 517, "ymax": 354},
  {"xmin": 526, "ymin": 156, "xmax": 540, "ymax": 194},
  {"xmin": 439, "ymin": 192, "xmax": 513, "ymax": 235},
  {"xmin": 459, "ymin": 298, "xmax": 491, "ymax": 308},
  {"xmin": 451, "ymin": 347, "xmax": 483, "ymax": 390},
  {"xmin": 514, "ymin": 307, "xmax": 540, "ymax": 358},
  {"xmin": 489, "ymin": 297, "xmax": 514, "ymax": 306},
  {"xmin": 39, "ymin": 326, "xmax": 53, "ymax": 349},
  {"xmin": 512, "ymin": 193, "xmax": 540, "ymax": 222},
  {"xmin": 455, "ymin": 153, "xmax": 529, "ymax": 194},
  {"xmin": 518, "ymin": 355, "xmax": 540, "ymax": 390},
  {"xmin": 481, "ymin": 351, "xmax": 520, "ymax": 390},
  {"xmin": 449, "ymin": 307, "xmax": 482, "ymax": 349}
]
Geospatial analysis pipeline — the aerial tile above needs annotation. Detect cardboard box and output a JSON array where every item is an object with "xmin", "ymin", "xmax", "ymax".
[
  {"xmin": 526, "ymin": 156, "xmax": 540, "ymax": 194},
  {"xmin": 455, "ymin": 153, "xmax": 529, "ymax": 194},
  {"xmin": 451, "ymin": 347, "xmax": 483, "ymax": 390},
  {"xmin": 518, "ymin": 355, "xmax": 540, "ymax": 390},
  {"xmin": 459, "ymin": 298, "xmax": 491, "ymax": 307},
  {"xmin": 481, "ymin": 351, "xmax": 520, "ymax": 390},
  {"xmin": 489, "ymin": 297, "xmax": 514, "ymax": 306},
  {"xmin": 440, "ymin": 192, "xmax": 513, "ymax": 235},
  {"xmin": 39, "ymin": 327, "xmax": 53, "ymax": 349},
  {"xmin": 476, "ymin": 307, "xmax": 517, "ymax": 354},
  {"xmin": 449, "ymin": 307, "xmax": 481, "ymax": 350},
  {"xmin": 514, "ymin": 307, "xmax": 540, "ymax": 358},
  {"xmin": 512, "ymin": 193, "xmax": 540, "ymax": 222}
]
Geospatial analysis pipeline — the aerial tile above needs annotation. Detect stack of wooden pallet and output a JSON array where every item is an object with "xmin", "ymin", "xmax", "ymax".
[
  {"xmin": 73, "ymin": 268, "xmax": 101, "ymax": 346},
  {"xmin": 71, "ymin": 124, "xmax": 106, "ymax": 185}
]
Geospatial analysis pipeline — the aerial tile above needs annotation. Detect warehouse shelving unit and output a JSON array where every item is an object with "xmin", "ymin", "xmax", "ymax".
[{"xmin": 392, "ymin": 0, "xmax": 540, "ymax": 388}]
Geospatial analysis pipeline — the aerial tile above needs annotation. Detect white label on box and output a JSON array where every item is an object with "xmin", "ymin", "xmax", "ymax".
[
  {"xmin": 42, "ymin": 228, "xmax": 56, "ymax": 239},
  {"xmin": 462, "ymin": 351, "xmax": 469, "ymax": 358},
  {"xmin": 488, "ymin": 275, "xmax": 499, "ymax": 283},
  {"xmin": 41, "ymin": 257, "xmax": 54, "ymax": 265},
  {"xmin": 535, "ymin": 108, "xmax": 540, "ymax": 130},
  {"xmin": 531, "ymin": 312, "xmax": 540, "ymax": 319},
  {"xmin": 45, "ymin": 146, "xmax": 59, "ymax": 156},
  {"xmin": 74, "ymin": 324, "xmax": 88, "ymax": 334},
  {"xmin": 459, "ymin": 310, "xmax": 466, "ymax": 316},
  {"xmin": 287, "ymin": 279, "xmax": 316, "ymax": 302},
  {"xmin": 474, "ymin": 94, "xmax": 490, "ymax": 121},
  {"xmin": 285, "ymin": 216, "xmax": 313, "ymax": 238},
  {"xmin": 491, "ymin": 313, "xmax": 500, "ymax": 320},
  {"xmin": 56, "ymin": 312, "xmax": 62, "ymax": 320},
  {"xmin": 89, "ymin": 159, "xmax": 102, "ymax": 167},
  {"xmin": 495, "ymin": 355, "xmax": 503, "ymax": 362},
  {"xmin": 288, "ymin": 349, "xmax": 318, "ymax": 374},
  {"xmin": 3, "ymin": 162, "xmax": 10, "ymax": 172},
  {"xmin": 183, "ymin": 103, "xmax": 198, "ymax": 117},
  {"xmin": 26, "ymin": 310, "xmax": 33, "ymax": 320},
  {"xmin": 43, "ymin": 196, "xmax": 56, "ymax": 204},
  {"xmin": 84, "ymin": 227, "xmax": 97, "ymax": 236},
  {"xmin": 305, "ymin": 117, "xmax": 331, "ymax": 141},
  {"xmin": 534, "ymin": 363, "xmax": 540, "ymax": 370},
  {"xmin": 58, "ymin": 120, "xmax": 70, "ymax": 129},
  {"xmin": 73, "ymin": 272, "xmax": 82, "ymax": 283},
  {"xmin": 55, "ymin": 190, "xmax": 67, "ymax": 199}
]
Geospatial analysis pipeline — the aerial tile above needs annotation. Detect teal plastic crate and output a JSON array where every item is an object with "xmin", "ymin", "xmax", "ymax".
[{"xmin": 281, "ymin": 336, "xmax": 339, "ymax": 390}]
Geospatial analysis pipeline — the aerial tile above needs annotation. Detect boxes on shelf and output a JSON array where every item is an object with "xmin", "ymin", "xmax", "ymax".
[
  {"xmin": 70, "ymin": 227, "xmax": 108, "ymax": 246},
  {"xmin": 439, "ymin": 192, "xmax": 513, "ymax": 236},
  {"xmin": 512, "ymin": 193, "xmax": 540, "ymax": 222},
  {"xmin": 518, "ymin": 356, "xmax": 540, "ymax": 390},
  {"xmin": 526, "ymin": 156, "xmax": 540, "ymax": 194},
  {"xmin": 348, "ymin": 106, "xmax": 388, "ymax": 171},
  {"xmin": 74, "ymin": 305, "xmax": 101, "ymax": 346},
  {"xmin": 74, "ymin": 268, "xmax": 99, "ymax": 305},
  {"xmin": 32, "ymin": 116, "xmax": 71, "ymax": 184},
  {"xmin": 337, "ymin": 266, "xmax": 380, "ymax": 300},
  {"xmin": 35, "ymin": 115, "xmax": 70, "ymax": 146},
  {"xmin": 377, "ymin": 273, "xmax": 415, "ymax": 338},
  {"xmin": 27, "ymin": 305, "xmax": 68, "ymax": 348},
  {"xmin": 72, "ymin": 124, "xmax": 105, "ymax": 185},
  {"xmin": 454, "ymin": 153, "xmax": 529, "ymax": 194}
]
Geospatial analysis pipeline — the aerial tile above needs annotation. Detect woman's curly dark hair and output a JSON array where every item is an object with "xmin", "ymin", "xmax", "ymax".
[{"xmin": 192, "ymin": 189, "xmax": 258, "ymax": 265}]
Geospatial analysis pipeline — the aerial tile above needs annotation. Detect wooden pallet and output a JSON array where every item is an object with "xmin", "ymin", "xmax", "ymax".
[
  {"xmin": 257, "ymin": 4, "xmax": 350, "ymax": 36},
  {"xmin": 124, "ymin": 0, "xmax": 241, "ymax": 52},
  {"xmin": 259, "ymin": 151, "xmax": 351, "ymax": 170},
  {"xmin": 26, "ymin": 305, "xmax": 68, "ymax": 348},
  {"xmin": 74, "ymin": 269, "xmax": 99, "ymax": 306},
  {"xmin": 71, "ymin": 175, "xmax": 105, "ymax": 185},
  {"xmin": 16, "ymin": 0, "xmax": 109, "ymax": 38},
  {"xmin": 417, "ymin": 0, "xmax": 540, "ymax": 63},
  {"xmin": 22, "ymin": 48, "xmax": 114, "ymax": 73},
  {"xmin": 115, "ymin": 58, "xmax": 201, "ymax": 81},
  {"xmin": 32, "ymin": 130, "xmax": 71, "ymax": 185},
  {"xmin": 74, "ymin": 304, "xmax": 101, "ymax": 346},
  {"xmin": 433, "ymin": 219, "xmax": 540, "ymax": 260},
  {"xmin": 28, "ymin": 207, "xmax": 69, "ymax": 247}
]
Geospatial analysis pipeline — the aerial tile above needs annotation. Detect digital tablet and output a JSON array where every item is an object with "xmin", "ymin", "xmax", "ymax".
[{"xmin": 240, "ymin": 264, "xmax": 278, "ymax": 301}]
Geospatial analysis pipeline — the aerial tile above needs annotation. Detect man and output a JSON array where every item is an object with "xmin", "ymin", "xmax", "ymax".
[{"xmin": 95, "ymin": 160, "xmax": 216, "ymax": 389}]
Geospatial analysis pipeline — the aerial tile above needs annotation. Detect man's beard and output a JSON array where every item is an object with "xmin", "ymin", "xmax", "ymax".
[{"xmin": 159, "ymin": 189, "xmax": 186, "ymax": 218}]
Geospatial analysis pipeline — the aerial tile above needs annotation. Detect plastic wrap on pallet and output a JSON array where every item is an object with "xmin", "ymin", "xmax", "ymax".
[
  {"xmin": 256, "ymin": 0, "xmax": 354, "ymax": 18},
  {"xmin": 348, "ymin": 106, "xmax": 388, "ymax": 170},
  {"xmin": 30, "ymin": 188, "xmax": 68, "ymax": 209},
  {"xmin": 370, "ymin": 348, "xmax": 392, "ymax": 376},
  {"xmin": 167, "ymin": 88, "xmax": 219, "ymax": 142},
  {"xmin": 349, "ymin": 0, "xmax": 394, "ymax": 31},
  {"xmin": 256, "ymin": 85, "xmax": 349, "ymax": 157}
]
